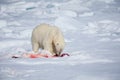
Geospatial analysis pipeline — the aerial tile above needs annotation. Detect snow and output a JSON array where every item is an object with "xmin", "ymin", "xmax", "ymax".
[
  {"xmin": 55, "ymin": 16, "xmax": 78, "ymax": 31},
  {"xmin": 0, "ymin": 20, "xmax": 7, "ymax": 28},
  {"xmin": 8, "ymin": 21, "xmax": 21, "ymax": 26},
  {"xmin": 0, "ymin": 0, "xmax": 120, "ymax": 80},
  {"xmin": 58, "ymin": 10, "xmax": 77, "ymax": 17},
  {"xmin": 79, "ymin": 12, "xmax": 94, "ymax": 17}
]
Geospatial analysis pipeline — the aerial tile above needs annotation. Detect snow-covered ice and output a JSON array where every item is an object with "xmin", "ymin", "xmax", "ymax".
[{"xmin": 0, "ymin": 0, "xmax": 120, "ymax": 80}]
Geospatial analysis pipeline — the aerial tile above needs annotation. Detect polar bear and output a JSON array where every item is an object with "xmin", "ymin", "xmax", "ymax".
[{"xmin": 31, "ymin": 23, "xmax": 65, "ymax": 56}]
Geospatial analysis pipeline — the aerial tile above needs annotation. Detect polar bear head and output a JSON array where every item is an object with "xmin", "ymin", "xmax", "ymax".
[
  {"xmin": 52, "ymin": 30, "xmax": 65, "ymax": 56},
  {"xmin": 53, "ymin": 41, "xmax": 64, "ymax": 55}
]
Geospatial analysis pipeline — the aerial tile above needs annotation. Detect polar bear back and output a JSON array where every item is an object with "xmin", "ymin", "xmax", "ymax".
[{"xmin": 32, "ymin": 24, "xmax": 59, "ymax": 43}]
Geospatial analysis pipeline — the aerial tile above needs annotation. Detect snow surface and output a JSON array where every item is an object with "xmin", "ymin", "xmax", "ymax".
[{"xmin": 0, "ymin": 0, "xmax": 120, "ymax": 80}]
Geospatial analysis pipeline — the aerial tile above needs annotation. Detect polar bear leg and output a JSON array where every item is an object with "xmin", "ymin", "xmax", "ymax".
[
  {"xmin": 32, "ymin": 42, "xmax": 39, "ymax": 53},
  {"xmin": 43, "ymin": 42, "xmax": 55, "ymax": 55}
]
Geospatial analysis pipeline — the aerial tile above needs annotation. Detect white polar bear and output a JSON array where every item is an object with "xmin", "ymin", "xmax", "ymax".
[{"xmin": 31, "ymin": 23, "xmax": 65, "ymax": 55}]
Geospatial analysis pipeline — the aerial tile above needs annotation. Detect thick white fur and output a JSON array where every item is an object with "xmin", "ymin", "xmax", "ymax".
[{"xmin": 31, "ymin": 23, "xmax": 65, "ymax": 55}]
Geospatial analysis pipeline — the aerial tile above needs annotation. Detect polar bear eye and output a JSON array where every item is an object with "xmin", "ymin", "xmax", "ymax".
[{"xmin": 56, "ymin": 43, "xmax": 59, "ymax": 45}]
